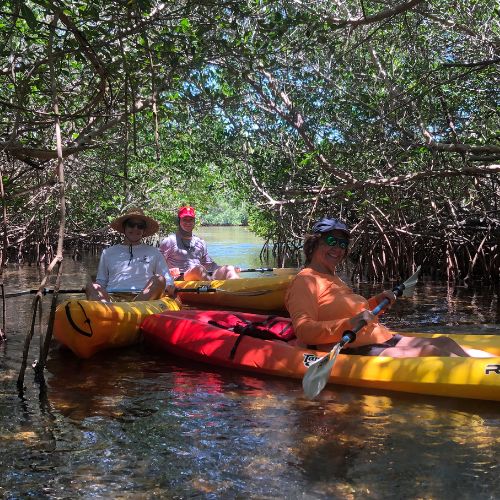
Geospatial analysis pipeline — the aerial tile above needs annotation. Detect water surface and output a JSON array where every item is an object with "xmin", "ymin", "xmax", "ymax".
[{"xmin": 1, "ymin": 227, "xmax": 499, "ymax": 499}]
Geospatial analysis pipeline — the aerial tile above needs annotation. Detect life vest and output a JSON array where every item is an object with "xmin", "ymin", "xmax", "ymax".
[{"xmin": 208, "ymin": 314, "xmax": 295, "ymax": 359}]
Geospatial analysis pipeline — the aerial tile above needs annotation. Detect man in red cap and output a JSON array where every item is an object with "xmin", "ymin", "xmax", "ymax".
[{"xmin": 160, "ymin": 206, "xmax": 240, "ymax": 280}]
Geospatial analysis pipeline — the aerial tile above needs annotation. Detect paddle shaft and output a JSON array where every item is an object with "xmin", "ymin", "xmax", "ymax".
[
  {"xmin": 339, "ymin": 297, "xmax": 391, "ymax": 347},
  {"xmin": 5, "ymin": 271, "xmax": 410, "ymax": 301},
  {"xmin": 2, "ymin": 288, "xmax": 84, "ymax": 298},
  {"xmin": 238, "ymin": 267, "xmax": 290, "ymax": 273},
  {"xmin": 176, "ymin": 267, "xmax": 296, "ymax": 280},
  {"xmin": 339, "ymin": 281, "xmax": 408, "ymax": 347},
  {"xmin": 3, "ymin": 285, "xmax": 258, "ymax": 298},
  {"xmin": 176, "ymin": 286, "xmax": 217, "ymax": 293},
  {"xmin": 107, "ymin": 287, "xmax": 222, "ymax": 295}
]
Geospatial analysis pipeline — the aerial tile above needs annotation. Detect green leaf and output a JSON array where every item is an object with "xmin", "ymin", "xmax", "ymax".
[
  {"xmin": 20, "ymin": 4, "xmax": 37, "ymax": 30},
  {"xmin": 178, "ymin": 18, "xmax": 191, "ymax": 33}
]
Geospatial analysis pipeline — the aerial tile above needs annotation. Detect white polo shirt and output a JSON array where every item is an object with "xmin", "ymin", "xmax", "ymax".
[{"xmin": 95, "ymin": 244, "xmax": 174, "ymax": 292}]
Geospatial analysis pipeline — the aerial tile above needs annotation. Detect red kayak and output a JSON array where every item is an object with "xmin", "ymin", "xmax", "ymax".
[
  {"xmin": 142, "ymin": 309, "xmax": 296, "ymax": 373},
  {"xmin": 140, "ymin": 309, "xmax": 500, "ymax": 401}
]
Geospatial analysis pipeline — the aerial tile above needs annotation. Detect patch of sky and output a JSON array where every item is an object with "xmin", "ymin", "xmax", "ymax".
[{"xmin": 318, "ymin": 127, "xmax": 344, "ymax": 143}]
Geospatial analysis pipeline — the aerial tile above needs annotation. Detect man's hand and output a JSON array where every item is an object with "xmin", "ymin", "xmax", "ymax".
[
  {"xmin": 165, "ymin": 284, "xmax": 177, "ymax": 298},
  {"xmin": 169, "ymin": 267, "xmax": 181, "ymax": 279}
]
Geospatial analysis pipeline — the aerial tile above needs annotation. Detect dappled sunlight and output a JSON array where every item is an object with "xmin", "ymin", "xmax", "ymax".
[
  {"xmin": 285, "ymin": 389, "xmax": 499, "ymax": 497},
  {"xmin": 2, "ymin": 239, "xmax": 499, "ymax": 499},
  {"xmin": 53, "ymin": 296, "xmax": 179, "ymax": 358},
  {"xmin": 0, "ymin": 430, "xmax": 39, "ymax": 444},
  {"xmin": 45, "ymin": 347, "xmax": 160, "ymax": 421},
  {"xmin": 0, "ymin": 369, "xmax": 18, "ymax": 382}
]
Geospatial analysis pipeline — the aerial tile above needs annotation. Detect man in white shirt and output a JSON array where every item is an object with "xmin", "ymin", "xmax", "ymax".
[
  {"xmin": 160, "ymin": 206, "xmax": 240, "ymax": 281},
  {"xmin": 86, "ymin": 208, "xmax": 175, "ymax": 301}
]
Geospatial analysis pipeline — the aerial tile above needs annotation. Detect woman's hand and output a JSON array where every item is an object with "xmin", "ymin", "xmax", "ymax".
[
  {"xmin": 376, "ymin": 289, "xmax": 396, "ymax": 311},
  {"xmin": 348, "ymin": 309, "xmax": 377, "ymax": 331}
]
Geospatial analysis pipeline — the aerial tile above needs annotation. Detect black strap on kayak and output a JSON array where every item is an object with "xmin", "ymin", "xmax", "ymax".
[
  {"xmin": 208, "ymin": 315, "xmax": 294, "ymax": 360},
  {"xmin": 64, "ymin": 301, "xmax": 94, "ymax": 338},
  {"xmin": 228, "ymin": 335, "xmax": 245, "ymax": 360},
  {"xmin": 233, "ymin": 315, "xmax": 294, "ymax": 341},
  {"xmin": 207, "ymin": 318, "xmax": 247, "ymax": 359}
]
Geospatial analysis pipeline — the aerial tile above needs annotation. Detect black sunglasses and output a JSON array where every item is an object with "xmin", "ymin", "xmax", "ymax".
[
  {"xmin": 125, "ymin": 220, "xmax": 146, "ymax": 230},
  {"xmin": 324, "ymin": 235, "xmax": 349, "ymax": 249}
]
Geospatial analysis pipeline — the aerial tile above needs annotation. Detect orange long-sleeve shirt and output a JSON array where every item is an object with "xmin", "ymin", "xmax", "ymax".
[{"xmin": 285, "ymin": 268, "xmax": 394, "ymax": 349}]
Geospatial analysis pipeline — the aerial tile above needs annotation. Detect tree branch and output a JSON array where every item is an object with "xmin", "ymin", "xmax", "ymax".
[{"xmin": 328, "ymin": 0, "xmax": 425, "ymax": 28}]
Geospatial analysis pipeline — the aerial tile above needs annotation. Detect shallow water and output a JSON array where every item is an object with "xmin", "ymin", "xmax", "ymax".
[{"xmin": 1, "ymin": 227, "xmax": 499, "ymax": 499}]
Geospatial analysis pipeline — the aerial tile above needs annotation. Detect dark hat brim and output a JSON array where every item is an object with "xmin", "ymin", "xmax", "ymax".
[{"xmin": 110, "ymin": 210, "xmax": 159, "ymax": 237}]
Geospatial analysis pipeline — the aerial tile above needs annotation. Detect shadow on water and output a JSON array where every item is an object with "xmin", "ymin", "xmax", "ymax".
[
  {"xmin": 3, "ymin": 336, "xmax": 500, "ymax": 498},
  {"xmin": 1, "ymin": 228, "xmax": 499, "ymax": 499},
  {"xmin": 44, "ymin": 341, "xmax": 500, "ymax": 498}
]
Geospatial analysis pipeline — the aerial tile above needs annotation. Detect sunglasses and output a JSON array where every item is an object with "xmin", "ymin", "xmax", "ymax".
[
  {"xmin": 125, "ymin": 221, "xmax": 146, "ymax": 230},
  {"xmin": 324, "ymin": 235, "xmax": 349, "ymax": 249}
]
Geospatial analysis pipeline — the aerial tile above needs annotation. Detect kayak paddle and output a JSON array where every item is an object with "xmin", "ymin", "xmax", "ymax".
[
  {"xmin": 2, "ymin": 287, "xmax": 85, "ymax": 298},
  {"xmin": 175, "ymin": 285, "xmax": 274, "ymax": 296},
  {"xmin": 302, "ymin": 266, "xmax": 422, "ymax": 399},
  {"xmin": 176, "ymin": 267, "xmax": 299, "ymax": 280},
  {"xmin": 3, "ymin": 286, "xmax": 276, "ymax": 299},
  {"xmin": 108, "ymin": 286, "xmax": 275, "ymax": 297},
  {"xmin": 238, "ymin": 267, "xmax": 299, "ymax": 275}
]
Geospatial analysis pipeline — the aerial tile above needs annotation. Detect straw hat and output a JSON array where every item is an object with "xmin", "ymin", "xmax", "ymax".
[{"xmin": 110, "ymin": 207, "xmax": 159, "ymax": 237}]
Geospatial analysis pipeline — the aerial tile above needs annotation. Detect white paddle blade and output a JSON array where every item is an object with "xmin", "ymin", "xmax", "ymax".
[
  {"xmin": 401, "ymin": 266, "xmax": 421, "ymax": 297},
  {"xmin": 302, "ymin": 349, "xmax": 338, "ymax": 398}
]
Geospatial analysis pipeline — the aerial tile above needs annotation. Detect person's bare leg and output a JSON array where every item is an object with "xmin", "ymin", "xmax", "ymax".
[
  {"xmin": 183, "ymin": 265, "xmax": 210, "ymax": 281},
  {"xmin": 378, "ymin": 344, "xmax": 447, "ymax": 358},
  {"xmin": 135, "ymin": 275, "xmax": 166, "ymax": 301},
  {"xmin": 379, "ymin": 336, "xmax": 494, "ymax": 357},
  {"xmin": 212, "ymin": 265, "xmax": 241, "ymax": 280},
  {"xmin": 389, "ymin": 336, "xmax": 466, "ymax": 356},
  {"xmin": 85, "ymin": 282, "xmax": 111, "ymax": 302}
]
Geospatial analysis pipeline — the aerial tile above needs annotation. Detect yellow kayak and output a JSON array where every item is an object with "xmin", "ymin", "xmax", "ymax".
[
  {"xmin": 142, "ymin": 310, "xmax": 500, "ymax": 401},
  {"xmin": 53, "ymin": 296, "xmax": 180, "ymax": 358},
  {"xmin": 175, "ymin": 274, "xmax": 296, "ymax": 311}
]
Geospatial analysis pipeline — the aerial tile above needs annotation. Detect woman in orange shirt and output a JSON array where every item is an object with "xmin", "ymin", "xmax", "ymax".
[{"xmin": 285, "ymin": 218, "xmax": 491, "ymax": 357}]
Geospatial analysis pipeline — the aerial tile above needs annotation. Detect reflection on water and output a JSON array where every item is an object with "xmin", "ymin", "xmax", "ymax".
[{"xmin": 1, "ymin": 226, "xmax": 499, "ymax": 498}]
